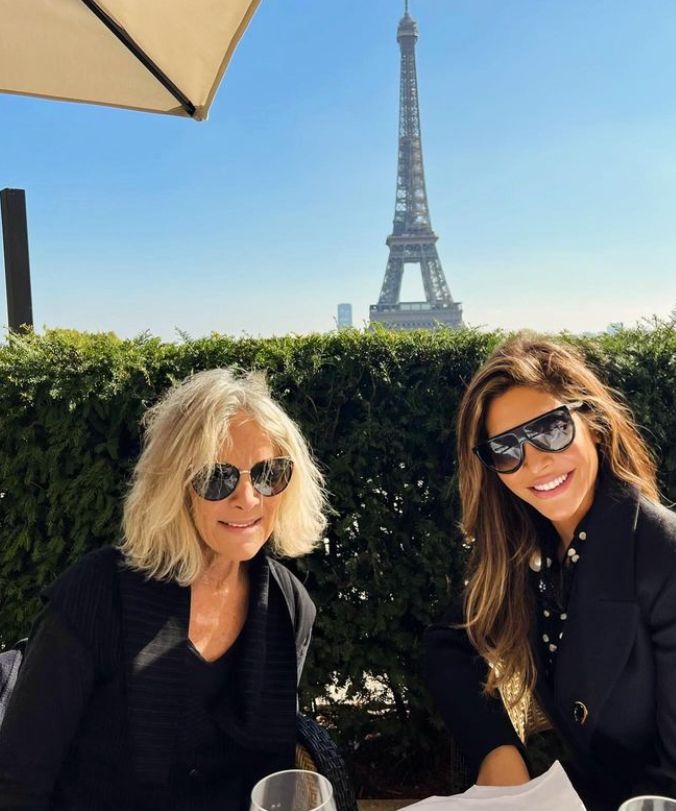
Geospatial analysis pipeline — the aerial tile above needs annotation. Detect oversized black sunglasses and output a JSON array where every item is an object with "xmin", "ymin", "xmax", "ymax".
[
  {"xmin": 192, "ymin": 457, "xmax": 293, "ymax": 501},
  {"xmin": 473, "ymin": 402, "xmax": 585, "ymax": 474}
]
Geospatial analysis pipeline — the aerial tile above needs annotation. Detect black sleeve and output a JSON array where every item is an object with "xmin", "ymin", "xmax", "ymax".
[
  {"xmin": 631, "ymin": 508, "xmax": 676, "ymax": 798},
  {"xmin": 423, "ymin": 603, "xmax": 525, "ymax": 772},
  {"xmin": 0, "ymin": 546, "xmax": 119, "ymax": 809},
  {"xmin": 0, "ymin": 607, "xmax": 94, "ymax": 809}
]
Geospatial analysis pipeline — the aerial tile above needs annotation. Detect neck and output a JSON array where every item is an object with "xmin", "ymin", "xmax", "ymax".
[{"xmin": 197, "ymin": 553, "xmax": 243, "ymax": 591}]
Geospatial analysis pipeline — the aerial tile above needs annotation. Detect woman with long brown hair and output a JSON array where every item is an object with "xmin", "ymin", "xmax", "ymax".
[{"xmin": 425, "ymin": 335, "xmax": 676, "ymax": 810}]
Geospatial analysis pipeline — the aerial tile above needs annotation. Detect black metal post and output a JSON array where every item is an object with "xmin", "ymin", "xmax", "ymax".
[{"xmin": 1, "ymin": 188, "xmax": 34, "ymax": 331}]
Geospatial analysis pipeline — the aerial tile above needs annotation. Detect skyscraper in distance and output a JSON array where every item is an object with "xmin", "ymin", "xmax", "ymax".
[{"xmin": 337, "ymin": 303, "xmax": 353, "ymax": 329}]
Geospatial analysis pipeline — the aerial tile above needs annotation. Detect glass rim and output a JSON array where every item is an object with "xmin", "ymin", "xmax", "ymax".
[
  {"xmin": 618, "ymin": 796, "xmax": 676, "ymax": 810},
  {"xmin": 250, "ymin": 768, "xmax": 335, "ymax": 811}
]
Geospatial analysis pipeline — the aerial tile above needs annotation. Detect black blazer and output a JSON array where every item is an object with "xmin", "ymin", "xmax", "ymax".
[
  {"xmin": 0, "ymin": 546, "xmax": 316, "ymax": 810},
  {"xmin": 424, "ymin": 476, "xmax": 676, "ymax": 811}
]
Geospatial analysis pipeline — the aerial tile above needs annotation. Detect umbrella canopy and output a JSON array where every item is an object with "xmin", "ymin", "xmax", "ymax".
[{"xmin": 0, "ymin": 0, "xmax": 261, "ymax": 120}]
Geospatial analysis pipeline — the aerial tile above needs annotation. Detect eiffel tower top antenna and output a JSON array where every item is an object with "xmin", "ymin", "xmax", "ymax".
[{"xmin": 404, "ymin": 0, "xmax": 409, "ymax": 14}]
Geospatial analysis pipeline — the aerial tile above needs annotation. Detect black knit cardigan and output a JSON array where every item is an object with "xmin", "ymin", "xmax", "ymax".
[{"xmin": 0, "ymin": 546, "xmax": 315, "ymax": 810}]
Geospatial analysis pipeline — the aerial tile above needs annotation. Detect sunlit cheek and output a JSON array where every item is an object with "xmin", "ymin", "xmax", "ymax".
[
  {"xmin": 191, "ymin": 499, "xmax": 219, "ymax": 543},
  {"xmin": 262, "ymin": 500, "xmax": 281, "ymax": 540}
]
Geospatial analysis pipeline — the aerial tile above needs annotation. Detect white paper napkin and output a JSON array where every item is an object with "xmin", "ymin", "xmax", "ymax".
[{"xmin": 400, "ymin": 761, "xmax": 586, "ymax": 811}]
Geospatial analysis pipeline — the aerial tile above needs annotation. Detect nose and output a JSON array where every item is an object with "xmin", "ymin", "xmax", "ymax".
[
  {"xmin": 522, "ymin": 442, "xmax": 554, "ymax": 474},
  {"xmin": 229, "ymin": 472, "xmax": 260, "ymax": 509}
]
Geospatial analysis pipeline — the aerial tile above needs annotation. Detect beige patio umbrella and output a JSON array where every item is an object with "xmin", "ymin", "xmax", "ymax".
[{"xmin": 0, "ymin": 0, "xmax": 262, "ymax": 120}]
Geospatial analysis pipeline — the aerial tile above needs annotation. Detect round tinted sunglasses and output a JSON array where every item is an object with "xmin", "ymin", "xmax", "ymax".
[
  {"xmin": 473, "ymin": 402, "xmax": 585, "ymax": 474},
  {"xmin": 192, "ymin": 457, "xmax": 293, "ymax": 501}
]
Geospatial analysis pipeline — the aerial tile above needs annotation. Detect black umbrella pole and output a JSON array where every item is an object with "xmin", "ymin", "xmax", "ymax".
[{"xmin": 1, "ymin": 188, "xmax": 33, "ymax": 332}]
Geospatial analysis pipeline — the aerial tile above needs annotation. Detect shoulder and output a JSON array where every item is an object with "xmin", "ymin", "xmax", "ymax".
[
  {"xmin": 268, "ymin": 558, "xmax": 314, "ymax": 607},
  {"xmin": 634, "ymin": 497, "xmax": 676, "ymax": 615},
  {"xmin": 597, "ymin": 473, "xmax": 676, "ymax": 562},
  {"xmin": 43, "ymin": 546, "xmax": 122, "ymax": 640},
  {"xmin": 635, "ymin": 497, "xmax": 676, "ymax": 558},
  {"xmin": 637, "ymin": 495, "xmax": 676, "ymax": 534},
  {"xmin": 45, "ymin": 545, "xmax": 122, "ymax": 598},
  {"xmin": 268, "ymin": 558, "xmax": 316, "ymax": 624}
]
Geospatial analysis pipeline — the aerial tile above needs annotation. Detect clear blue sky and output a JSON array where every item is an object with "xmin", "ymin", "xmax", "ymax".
[{"xmin": 1, "ymin": 0, "xmax": 676, "ymax": 338}]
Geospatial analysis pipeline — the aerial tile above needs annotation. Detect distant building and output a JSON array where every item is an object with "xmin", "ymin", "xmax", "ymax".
[{"xmin": 337, "ymin": 303, "xmax": 353, "ymax": 329}]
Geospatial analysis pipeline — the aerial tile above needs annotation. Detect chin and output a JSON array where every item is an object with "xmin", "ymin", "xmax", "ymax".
[
  {"xmin": 204, "ymin": 535, "xmax": 267, "ymax": 563},
  {"xmin": 234, "ymin": 535, "xmax": 269, "ymax": 558},
  {"xmin": 536, "ymin": 505, "xmax": 572, "ymax": 523},
  {"xmin": 532, "ymin": 497, "xmax": 581, "ymax": 523},
  {"xmin": 238, "ymin": 544, "xmax": 265, "ymax": 561}
]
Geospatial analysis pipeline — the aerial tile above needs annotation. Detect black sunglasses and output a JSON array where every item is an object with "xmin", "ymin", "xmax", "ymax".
[
  {"xmin": 474, "ymin": 402, "xmax": 585, "ymax": 474},
  {"xmin": 192, "ymin": 457, "xmax": 294, "ymax": 501}
]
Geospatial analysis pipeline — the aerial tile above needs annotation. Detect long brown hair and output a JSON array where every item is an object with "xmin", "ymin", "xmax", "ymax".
[{"xmin": 456, "ymin": 335, "xmax": 659, "ymax": 704}]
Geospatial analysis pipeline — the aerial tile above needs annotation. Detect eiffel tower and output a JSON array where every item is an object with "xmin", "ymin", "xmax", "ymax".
[{"xmin": 370, "ymin": 2, "xmax": 463, "ymax": 330}]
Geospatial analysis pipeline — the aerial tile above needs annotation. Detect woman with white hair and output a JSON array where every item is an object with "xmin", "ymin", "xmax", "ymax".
[{"xmin": 0, "ymin": 368, "xmax": 328, "ymax": 810}]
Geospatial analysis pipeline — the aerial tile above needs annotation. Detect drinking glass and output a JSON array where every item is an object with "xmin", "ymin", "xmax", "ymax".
[
  {"xmin": 618, "ymin": 797, "xmax": 676, "ymax": 811},
  {"xmin": 250, "ymin": 769, "xmax": 337, "ymax": 811}
]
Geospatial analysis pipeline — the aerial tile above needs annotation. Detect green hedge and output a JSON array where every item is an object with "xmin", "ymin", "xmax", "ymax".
[{"xmin": 1, "ymin": 325, "xmax": 675, "ymax": 791}]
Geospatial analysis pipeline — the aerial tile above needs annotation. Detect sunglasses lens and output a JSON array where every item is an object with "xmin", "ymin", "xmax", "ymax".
[
  {"xmin": 481, "ymin": 434, "xmax": 523, "ymax": 473},
  {"xmin": 193, "ymin": 458, "xmax": 294, "ymax": 500},
  {"xmin": 251, "ymin": 458, "xmax": 293, "ymax": 496},
  {"xmin": 525, "ymin": 409, "xmax": 574, "ymax": 451},
  {"xmin": 477, "ymin": 406, "xmax": 579, "ymax": 474},
  {"xmin": 193, "ymin": 464, "xmax": 239, "ymax": 501}
]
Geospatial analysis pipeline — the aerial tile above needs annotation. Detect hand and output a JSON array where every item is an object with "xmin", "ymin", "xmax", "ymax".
[{"xmin": 476, "ymin": 745, "xmax": 531, "ymax": 786}]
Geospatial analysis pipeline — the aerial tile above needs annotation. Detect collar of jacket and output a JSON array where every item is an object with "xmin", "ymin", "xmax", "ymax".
[
  {"xmin": 117, "ymin": 550, "xmax": 297, "ymax": 786},
  {"xmin": 530, "ymin": 466, "xmax": 642, "ymax": 748}
]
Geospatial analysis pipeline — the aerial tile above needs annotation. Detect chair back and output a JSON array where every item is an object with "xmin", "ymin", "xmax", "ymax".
[
  {"xmin": 296, "ymin": 714, "xmax": 358, "ymax": 811},
  {"xmin": 0, "ymin": 639, "xmax": 27, "ymax": 728}
]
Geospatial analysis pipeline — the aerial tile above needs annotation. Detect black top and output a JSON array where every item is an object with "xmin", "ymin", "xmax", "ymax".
[
  {"xmin": 424, "ymin": 472, "xmax": 676, "ymax": 811},
  {"xmin": 0, "ymin": 546, "xmax": 315, "ymax": 811},
  {"xmin": 530, "ymin": 519, "xmax": 588, "ymax": 683},
  {"xmin": 186, "ymin": 640, "xmax": 235, "ymax": 706},
  {"xmin": 179, "ymin": 642, "xmax": 238, "ymax": 795}
]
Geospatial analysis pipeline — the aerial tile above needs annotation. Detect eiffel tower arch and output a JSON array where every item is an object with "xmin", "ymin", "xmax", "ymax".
[{"xmin": 370, "ymin": 3, "xmax": 463, "ymax": 331}]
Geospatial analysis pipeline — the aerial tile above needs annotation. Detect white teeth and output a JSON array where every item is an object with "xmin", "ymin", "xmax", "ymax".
[
  {"xmin": 224, "ymin": 520, "xmax": 257, "ymax": 528},
  {"xmin": 533, "ymin": 473, "xmax": 568, "ymax": 492}
]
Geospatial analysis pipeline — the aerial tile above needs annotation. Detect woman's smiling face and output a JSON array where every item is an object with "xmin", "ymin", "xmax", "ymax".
[
  {"xmin": 485, "ymin": 386, "xmax": 599, "ymax": 543},
  {"xmin": 191, "ymin": 412, "xmax": 283, "ymax": 563}
]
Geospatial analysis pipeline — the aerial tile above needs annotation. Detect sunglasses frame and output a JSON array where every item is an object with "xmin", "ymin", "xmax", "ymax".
[
  {"xmin": 192, "ymin": 456, "xmax": 294, "ymax": 501},
  {"xmin": 473, "ymin": 402, "xmax": 586, "ymax": 474}
]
